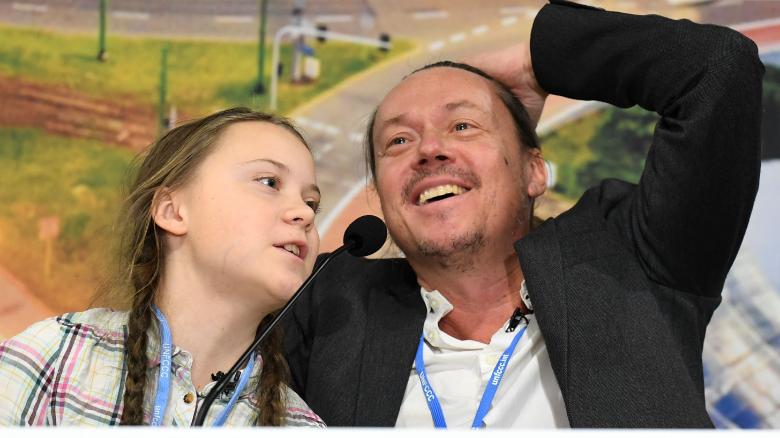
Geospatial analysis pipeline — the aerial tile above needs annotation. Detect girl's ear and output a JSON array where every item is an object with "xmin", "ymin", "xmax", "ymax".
[{"xmin": 151, "ymin": 188, "xmax": 188, "ymax": 236}]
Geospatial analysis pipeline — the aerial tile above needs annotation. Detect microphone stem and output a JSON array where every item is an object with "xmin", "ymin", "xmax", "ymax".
[{"xmin": 191, "ymin": 244, "xmax": 350, "ymax": 426}]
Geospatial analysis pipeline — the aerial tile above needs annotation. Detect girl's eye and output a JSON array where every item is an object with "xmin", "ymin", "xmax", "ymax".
[
  {"xmin": 257, "ymin": 176, "xmax": 280, "ymax": 189},
  {"xmin": 306, "ymin": 200, "xmax": 321, "ymax": 214},
  {"xmin": 454, "ymin": 122, "xmax": 470, "ymax": 131}
]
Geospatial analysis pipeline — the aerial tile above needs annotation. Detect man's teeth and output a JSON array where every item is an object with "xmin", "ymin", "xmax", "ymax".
[
  {"xmin": 418, "ymin": 184, "xmax": 467, "ymax": 205},
  {"xmin": 283, "ymin": 244, "xmax": 300, "ymax": 256}
]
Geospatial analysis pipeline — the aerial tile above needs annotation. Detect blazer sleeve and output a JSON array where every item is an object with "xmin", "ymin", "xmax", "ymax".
[{"xmin": 531, "ymin": 1, "xmax": 764, "ymax": 296}]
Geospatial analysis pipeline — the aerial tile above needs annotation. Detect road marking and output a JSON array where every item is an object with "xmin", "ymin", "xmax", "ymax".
[
  {"xmin": 315, "ymin": 14, "xmax": 353, "ymax": 23},
  {"xmin": 412, "ymin": 10, "xmax": 449, "ymax": 20},
  {"xmin": 323, "ymin": 124, "xmax": 341, "ymax": 136},
  {"xmin": 313, "ymin": 142, "xmax": 334, "ymax": 160},
  {"xmin": 449, "ymin": 33, "xmax": 466, "ymax": 43},
  {"xmin": 429, "ymin": 40, "xmax": 445, "ymax": 52},
  {"xmin": 113, "ymin": 11, "xmax": 150, "ymax": 20},
  {"xmin": 731, "ymin": 17, "xmax": 780, "ymax": 32},
  {"xmin": 350, "ymin": 132, "xmax": 364, "ymax": 143},
  {"xmin": 472, "ymin": 25, "xmax": 489, "ymax": 36},
  {"xmin": 499, "ymin": 6, "xmax": 532, "ymax": 15},
  {"xmin": 214, "ymin": 15, "xmax": 253, "ymax": 24},
  {"xmin": 11, "ymin": 3, "xmax": 47, "ymax": 13},
  {"xmin": 317, "ymin": 180, "xmax": 369, "ymax": 235},
  {"xmin": 501, "ymin": 16, "xmax": 518, "ymax": 27}
]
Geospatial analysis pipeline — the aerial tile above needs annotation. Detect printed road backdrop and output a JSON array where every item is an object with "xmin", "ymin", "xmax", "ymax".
[{"xmin": 0, "ymin": 0, "xmax": 778, "ymax": 428}]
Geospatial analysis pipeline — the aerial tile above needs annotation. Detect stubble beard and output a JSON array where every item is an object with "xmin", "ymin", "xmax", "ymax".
[{"xmin": 415, "ymin": 226, "xmax": 486, "ymax": 272}]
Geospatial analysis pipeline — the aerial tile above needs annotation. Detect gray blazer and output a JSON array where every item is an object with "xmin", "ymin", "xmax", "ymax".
[{"xmin": 283, "ymin": 0, "xmax": 764, "ymax": 427}]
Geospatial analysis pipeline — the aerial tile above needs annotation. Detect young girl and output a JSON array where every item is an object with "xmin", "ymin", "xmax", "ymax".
[{"xmin": 0, "ymin": 108, "xmax": 325, "ymax": 427}]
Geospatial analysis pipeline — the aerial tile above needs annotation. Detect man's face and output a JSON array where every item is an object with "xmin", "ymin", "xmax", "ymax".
[{"xmin": 372, "ymin": 67, "xmax": 546, "ymax": 265}]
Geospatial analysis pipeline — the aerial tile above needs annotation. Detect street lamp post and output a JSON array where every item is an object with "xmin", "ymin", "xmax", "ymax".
[
  {"xmin": 254, "ymin": 0, "xmax": 269, "ymax": 94},
  {"xmin": 97, "ymin": 0, "xmax": 108, "ymax": 61},
  {"xmin": 269, "ymin": 26, "xmax": 391, "ymax": 110},
  {"xmin": 159, "ymin": 46, "xmax": 169, "ymax": 133}
]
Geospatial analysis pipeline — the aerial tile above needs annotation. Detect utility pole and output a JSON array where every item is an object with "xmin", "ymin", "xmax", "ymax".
[
  {"xmin": 97, "ymin": 0, "xmax": 107, "ymax": 61},
  {"xmin": 158, "ymin": 46, "xmax": 169, "ymax": 133},
  {"xmin": 290, "ymin": 0, "xmax": 306, "ymax": 83},
  {"xmin": 254, "ymin": 0, "xmax": 269, "ymax": 94}
]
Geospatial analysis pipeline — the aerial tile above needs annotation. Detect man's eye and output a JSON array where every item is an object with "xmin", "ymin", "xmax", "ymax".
[
  {"xmin": 306, "ymin": 200, "xmax": 321, "ymax": 214},
  {"xmin": 390, "ymin": 137, "xmax": 407, "ymax": 145},
  {"xmin": 257, "ymin": 176, "xmax": 280, "ymax": 189},
  {"xmin": 454, "ymin": 122, "xmax": 470, "ymax": 131}
]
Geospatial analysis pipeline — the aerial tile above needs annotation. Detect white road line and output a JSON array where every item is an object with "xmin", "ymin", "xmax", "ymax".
[
  {"xmin": 449, "ymin": 33, "xmax": 466, "ymax": 43},
  {"xmin": 214, "ymin": 15, "xmax": 253, "ymax": 24},
  {"xmin": 349, "ymin": 132, "xmax": 364, "ymax": 143},
  {"xmin": 317, "ymin": 180, "xmax": 370, "ymax": 235},
  {"xmin": 501, "ymin": 16, "xmax": 518, "ymax": 27},
  {"xmin": 499, "ymin": 6, "xmax": 531, "ymax": 15},
  {"xmin": 731, "ymin": 16, "xmax": 780, "ymax": 32},
  {"xmin": 314, "ymin": 14, "xmax": 353, "ymax": 23},
  {"xmin": 323, "ymin": 125, "xmax": 341, "ymax": 136},
  {"xmin": 429, "ymin": 40, "xmax": 445, "ymax": 52},
  {"xmin": 412, "ymin": 10, "xmax": 449, "ymax": 20},
  {"xmin": 472, "ymin": 25, "xmax": 489, "ymax": 36},
  {"xmin": 113, "ymin": 11, "xmax": 150, "ymax": 20},
  {"xmin": 11, "ymin": 3, "xmax": 47, "ymax": 13}
]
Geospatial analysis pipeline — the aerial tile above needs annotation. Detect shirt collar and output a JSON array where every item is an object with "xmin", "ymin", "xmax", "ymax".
[{"xmin": 419, "ymin": 281, "xmax": 531, "ymax": 350}]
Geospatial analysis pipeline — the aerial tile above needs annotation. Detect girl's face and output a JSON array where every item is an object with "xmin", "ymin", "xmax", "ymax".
[{"xmin": 168, "ymin": 121, "xmax": 320, "ymax": 310}]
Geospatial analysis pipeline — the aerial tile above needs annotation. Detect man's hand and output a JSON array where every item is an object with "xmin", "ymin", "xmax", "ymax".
[{"xmin": 464, "ymin": 43, "xmax": 547, "ymax": 127}]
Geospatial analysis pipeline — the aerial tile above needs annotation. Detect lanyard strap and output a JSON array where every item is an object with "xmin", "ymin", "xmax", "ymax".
[
  {"xmin": 211, "ymin": 353, "xmax": 256, "ymax": 426},
  {"xmin": 151, "ymin": 306, "xmax": 173, "ymax": 426},
  {"xmin": 415, "ymin": 323, "xmax": 528, "ymax": 429},
  {"xmin": 150, "ymin": 306, "xmax": 256, "ymax": 426}
]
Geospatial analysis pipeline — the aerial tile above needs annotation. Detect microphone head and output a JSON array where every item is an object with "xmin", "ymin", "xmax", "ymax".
[{"xmin": 343, "ymin": 215, "xmax": 387, "ymax": 257}]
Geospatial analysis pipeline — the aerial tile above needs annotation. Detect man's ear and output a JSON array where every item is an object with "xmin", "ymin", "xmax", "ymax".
[
  {"xmin": 526, "ymin": 149, "xmax": 548, "ymax": 198},
  {"xmin": 151, "ymin": 188, "xmax": 188, "ymax": 236}
]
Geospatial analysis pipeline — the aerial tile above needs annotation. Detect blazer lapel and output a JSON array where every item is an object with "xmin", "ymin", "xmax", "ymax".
[
  {"xmin": 515, "ymin": 219, "xmax": 570, "ymax": 405},
  {"xmin": 353, "ymin": 261, "xmax": 426, "ymax": 426}
]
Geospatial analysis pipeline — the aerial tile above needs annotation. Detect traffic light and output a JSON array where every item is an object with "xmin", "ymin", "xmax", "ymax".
[
  {"xmin": 316, "ymin": 24, "xmax": 328, "ymax": 43},
  {"xmin": 379, "ymin": 33, "xmax": 391, "ymax": 52}
]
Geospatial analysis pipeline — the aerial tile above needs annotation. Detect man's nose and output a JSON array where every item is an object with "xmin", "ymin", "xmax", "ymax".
[{"xmin": 415, "ymin": 133, "xmax": 451, "ymax": 168}]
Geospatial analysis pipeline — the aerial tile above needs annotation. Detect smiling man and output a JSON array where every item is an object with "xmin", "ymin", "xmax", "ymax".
[{"xmin": 283, "ymin": 0, "xmax": 764, "ymax": 428}]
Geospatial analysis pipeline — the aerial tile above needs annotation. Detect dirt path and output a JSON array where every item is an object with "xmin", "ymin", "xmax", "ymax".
[{"xmin": 0, "ymin": 75, "xmax": 157, "ymax": 151}]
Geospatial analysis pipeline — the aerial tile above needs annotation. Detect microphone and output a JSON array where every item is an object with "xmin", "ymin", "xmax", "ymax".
[
  {"xmin": 343, "ymin": 214, "xmax": 387, "ymax": 257},
  {"xmin": 192, "ymin": 215, "xmax": 387, "ymax": 426}
]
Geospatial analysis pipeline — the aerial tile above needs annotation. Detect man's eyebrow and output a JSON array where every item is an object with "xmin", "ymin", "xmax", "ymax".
[
  {"xmin": 378, "ymin": 100, "xmax": 488, "ymax": 131},
  {"xmin": 240, "ymin": 158, "xmax": 289, "ymax": 173},
  {"xmin": 444, "ymin": 100, "xmax": 488, "ymax": 113},
  {"xmin": 378, "ymin": 113, "xmax": 410, "ymax": 131}
]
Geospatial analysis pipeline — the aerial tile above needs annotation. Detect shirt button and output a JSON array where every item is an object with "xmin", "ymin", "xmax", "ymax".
[{"xmin": 183, "ymin": 393, "xmax": 195, "ymax": 404}]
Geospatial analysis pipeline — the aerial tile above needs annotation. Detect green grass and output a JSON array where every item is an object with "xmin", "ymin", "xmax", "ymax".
[
  {"xmin": 0, "ymin": 25, "xmax": 413, "ymax": 116},
  {"xmin": 0, "ymin": 128, "xmax": 135, "ymax": 311}
]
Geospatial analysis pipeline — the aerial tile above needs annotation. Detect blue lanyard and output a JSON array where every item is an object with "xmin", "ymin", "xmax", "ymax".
[
  {"xmin": 415, "ymin": 323, "xmax": 528, "ymax": 429},
  {"xmin": 150, "ymin": 306, "xmax": 256, "ymax": 426}
]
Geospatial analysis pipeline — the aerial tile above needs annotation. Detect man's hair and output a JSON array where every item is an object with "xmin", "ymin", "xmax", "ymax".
[{"xmin": 364, "ymin": 60, "xmax": 540, "ymax": 185}]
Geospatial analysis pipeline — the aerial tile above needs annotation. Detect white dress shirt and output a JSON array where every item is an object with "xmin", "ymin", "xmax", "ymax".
[{"xmin": 395, "ymin": 282, "xmax": 570, "ymax": 428}]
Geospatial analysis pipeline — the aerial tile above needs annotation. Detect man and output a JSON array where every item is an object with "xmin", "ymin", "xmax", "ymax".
[{"xmin": 283, "ymin": 0, "xmax": 763, "ymax": 427}]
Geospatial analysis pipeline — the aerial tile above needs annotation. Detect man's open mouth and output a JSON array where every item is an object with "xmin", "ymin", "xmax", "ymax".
[{"xmin": 417, "ymin": 184, "xmax": 470, "ymax": 206}]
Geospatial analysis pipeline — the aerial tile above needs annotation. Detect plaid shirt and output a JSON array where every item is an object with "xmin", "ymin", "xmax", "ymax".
[{"xmin": 0, "ymin": 308, "xmax": 325, "ymax": 427}]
